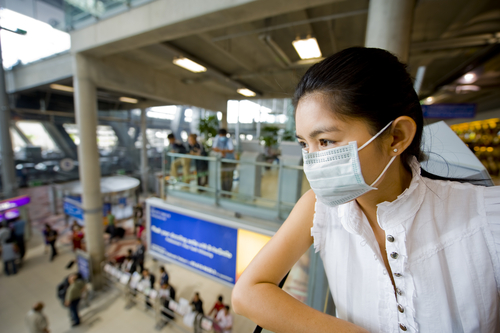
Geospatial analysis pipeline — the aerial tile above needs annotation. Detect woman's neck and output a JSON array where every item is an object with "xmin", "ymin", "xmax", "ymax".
[{"xmin": 356, "ymin": 160, "xmax": 413, "ymax": 227}]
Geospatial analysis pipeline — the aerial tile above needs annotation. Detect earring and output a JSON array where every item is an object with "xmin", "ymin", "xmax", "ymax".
[{"xmin": 393, "ymin": 148, "xmax": 398, "ymax": 153}]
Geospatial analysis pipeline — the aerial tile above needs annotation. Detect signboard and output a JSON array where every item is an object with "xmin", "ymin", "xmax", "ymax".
[
  {"xmin": 75, "ymin": 249, "xmax": 91, "ymax": 281},
  {"xmin": 0, "ymin": 195, "xmax": 30, "ymax": 212},
  {"xmin": 422, "ymin": 103, "xmax": 476, "ymax": 119},
  {"xmin": 63, "ymin": 197, "xmax": 84, "ymax": 221},
  {"xmin": 147, "ymin": 199, "xmax": 272, "ymax": 286},
  {"xmin": 0, "ymin": 209, "xmax": 20, "ymax": 222}
]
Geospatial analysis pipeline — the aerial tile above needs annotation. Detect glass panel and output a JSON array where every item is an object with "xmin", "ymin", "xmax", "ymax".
[
  {"xmin": 10, "ymin": 129, "xmax": 27, "ymax": 152},
  {"xmin": 62, "ymin": 123, "xmax": 118, "ymax": 151},
  {"xmin": 17, "ymin": 121, "xmax": 61, "ymax": 152}
]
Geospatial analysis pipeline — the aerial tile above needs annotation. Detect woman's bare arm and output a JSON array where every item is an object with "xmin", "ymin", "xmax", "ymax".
[{"xmin": 232, "ymin": 190, "xmax": 368, "ymax": 333}]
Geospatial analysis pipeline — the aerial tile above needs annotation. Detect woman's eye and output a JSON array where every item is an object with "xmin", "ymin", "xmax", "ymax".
[
  {"xmin": 319, "ymin": 139, "xmax": 336, "ymax": 147},
  {"xmin": 298, "ymin": 141, "xmax": 308, "ymax": 149}
]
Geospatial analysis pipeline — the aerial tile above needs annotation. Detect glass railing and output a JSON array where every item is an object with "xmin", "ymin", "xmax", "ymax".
[
  {"xmin": 161, "ymin": 152, "xmax": 310, "ymax": 222},
  {"xmin": 64, "ymin": 0, "xmax": 157, "ymax": 31}
]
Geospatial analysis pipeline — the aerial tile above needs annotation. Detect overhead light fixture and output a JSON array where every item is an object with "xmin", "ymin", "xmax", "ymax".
[
  {"xmin": 292, "ymin": 37, "xmax": 322, "ymax": 60},
  {"xmin": 173, "ymin": 57, "xmax": 207, "ymax": 73},
  {"xmin": 237, "ymin": 88, "xmax": 256, "ymax": 97},
  {"xmin": 423, "ymin": 96, "xmax": 434, "ymax": 105},
  {"xmin": 459, "ymin": 72, "xmax": 477, "ymax": 84},
  {"xmin": 119, "ymin": 97, "xmax": 138, "ymax": 104},
  {"xmin": 456, "ymin": 85, "xmax": 481, "ymax": 94},
  {"xmin": 50, "ymin": 84, "xmax": 74, "ymax": 92}
]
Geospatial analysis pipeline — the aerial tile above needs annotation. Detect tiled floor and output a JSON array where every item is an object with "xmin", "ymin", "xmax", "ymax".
[{"xmin": 0, "ymin": 186, "xmax": 257, "ymax": 333}]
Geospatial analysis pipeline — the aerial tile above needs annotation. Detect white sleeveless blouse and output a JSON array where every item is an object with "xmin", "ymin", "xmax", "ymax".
[{"xmin": 311, "ymin": 159, "xmax": 500, "ymax": 332}]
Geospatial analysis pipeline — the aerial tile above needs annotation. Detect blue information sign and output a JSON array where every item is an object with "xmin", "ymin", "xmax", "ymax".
[
  {"xmin": 63, "ymin": 198, "xmax": 84, "ymax": 221},
  {"xmin": 422, "ymin": 104, "xmax": 476, "ymax": 119},
  {"xmin": 149, "ymin": 206, "xmax": 238, "ymax": 285},
  {"xmin": 76, "ymin": 251, "xmax": 91, "ymax": 281}
]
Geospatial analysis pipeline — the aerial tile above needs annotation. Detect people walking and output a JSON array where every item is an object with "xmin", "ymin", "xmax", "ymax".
[
  {"xmin": 214, "ymin": 306, "xmax": 233, "ymax": 333},
  {"xmin": 65, "ymin": 273, "xmax": 86, "ymax": 327},
  {"xmin": 43, "ymin": 224, "xmax": 58, "ymax": 261},
  {"xmin": 2, "ymin": 234, "xmax": 19, "ymax": 275},
  {"xmin": 134, "ymin": 238, "xmax": 145, "ymax": 273},
  {"xmin": 10, "ymin": 217, "xmax": 26, "ymax": 262},
  {"xmin": 25, "ymin": 302, "xmax": 49, "ymax": 333}
]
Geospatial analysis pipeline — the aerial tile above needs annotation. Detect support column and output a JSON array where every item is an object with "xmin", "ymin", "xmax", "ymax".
[
  {"xmin": 364, "ymin": 0, "xmax": 416, "ymax": 63},
  {"xmin": 140, "ymin": 108, "xmax": 149, "ymax": 194},
  {"xmin": 73, "ymin": 53, "xmax": 105, "ymax": 289},
  {"xmin": 0, "ymin": 37, "xmax": 17, "ymax": 199}
]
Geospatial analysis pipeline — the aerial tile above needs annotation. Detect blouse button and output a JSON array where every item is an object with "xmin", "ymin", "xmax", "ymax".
[
  {"xmin": 394, "ymin": 273, "xmax": 403, "ymax": 277},
  {"xmin": 390, "ymin": 252, "xmax": 399, "ymax": 259},
  {"xmin": 387, "ymin": 235, "xmax": 395, "ymax": 242},
  {"xmin": 399, "ymin": 323, "xmax": 407, "ymax": 331},
  {"xmin": 396, "ymin": 288, "xmax": 403, "ymax": 296},
  {"xmin": 398, "ymin": 304, "xmax": 404, "ymax": 313}
]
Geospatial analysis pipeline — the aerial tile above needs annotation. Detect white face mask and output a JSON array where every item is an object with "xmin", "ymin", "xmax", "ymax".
[{"xmin": 302, "ymin": 121, "xmax": 396, "ymax": 207}]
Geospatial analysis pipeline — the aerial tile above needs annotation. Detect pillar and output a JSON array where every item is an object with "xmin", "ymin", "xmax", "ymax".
[
  {"xmin": 0, "ymin": 37, "xmax": 17, "ymax": 199},
  {"xmin": 73, "ymin": 53, "xmax": 105, "ymax": 289},
  {"xmin": 140, "ymin": 108, "xmax": 149, "ymax": 194},
  {"xmin": 364, "ymin": 0, "xmax": 416, "ymax": 63}
]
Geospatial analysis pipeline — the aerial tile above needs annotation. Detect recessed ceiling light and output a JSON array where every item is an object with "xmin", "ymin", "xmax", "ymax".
[
  {"xmin": 237, "ymin": 88, "xmax": 256, "ymax": 97},
  {"xmin": 50, "ymin": 84, "xmax": 74, "ymax": 92},
  {"xmin": 292, "ymin": 37, "xmax": 322, "ymax": 60},
  {"xmin": 119, "ymin": 97, "xmax": 138, "ymax": 104},
  {"xmin": 458, "ymin": 72, "xmax": 478, "ymax": 84},
  {"xmin": 173, "ymin": 57, "xmax": 207, "ymax": 73}
]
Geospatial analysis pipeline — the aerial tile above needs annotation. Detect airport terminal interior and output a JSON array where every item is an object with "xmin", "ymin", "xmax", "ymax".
[{"xmin": 1, "ymin": 0, "xmax": 500, "ymax": 332}]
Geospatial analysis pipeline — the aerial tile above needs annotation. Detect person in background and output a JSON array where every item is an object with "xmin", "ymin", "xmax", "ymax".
[
  {"xmin": 157, "ymin": 281, "xmax": 176, "ymax": 329},
  {"xmin": 168, "ymin": 133, "xmax": 190, "ymax": 182},
  {"xmin": 2, "ymin": 233, "xmax": 18, "ymax": 275},
  {"xmin": 105, "ymin": 210, "xmax": 116, "ymax": 244},
  {"xmin": 134, "ymin": 238, "xmax": 145, "ymax": 273},
  {"xmin": 214, "ymin": 305, "xmax": 233, "ymax": 333},
  {"xmin": 188, "ymin": 133, "xmax": 208, "ymax": 188},
  {"xmin": 121, "ymin": 249, "xmax": 135, "ymax": 273},
  {"xmin": 159, "ymin": 266, "xmax": 169, "ymax": 286},
  {"xmin": 133, "ymin": 203, "xmax": 143, "ymax": 235},
  {"xmin": 191, "ymin": 292, "xmax": 204, "ymax": 333},
  {"xmin": 211, "ymin": 129, "xmax": 235, "ymax": 196},
  {"xmin": 10, "ymin": 217, "xmax": 26, "ymax": 263},
  {"xmin": 43, "ymin": 224, "xmax": 58, "ymax": 261},
  {"xmin": 141, "ymin": 268, "xmax": 156, "ymax": 289},
  {"xmin": 71, "ymin": 225, "xmax": 84, "ymax": 252},
  {"xmin": 25, "ymin": 302, "xmax": 49, "ymax": 333},
  {"xmin": 208, "ymin": 295, "xmax": 225, "ymax": 318},
  {"xmin": 65, "ymin": 273, "xmax": 86, "ymax": 327},
  {"xmin": 0, "ymin": 222, "xmax": 11, "ymax": 244},
  {"xmin": 191, "ymin": 292, "xmax": 204, "ymax": 315}
]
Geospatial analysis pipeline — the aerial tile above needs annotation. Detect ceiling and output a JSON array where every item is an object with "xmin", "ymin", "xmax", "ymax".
[{"xmin": 12, "ymin": 0, "xmax": 500, "ymax": 115}]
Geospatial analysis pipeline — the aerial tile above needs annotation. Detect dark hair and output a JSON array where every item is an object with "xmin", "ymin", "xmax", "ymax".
[
  {"xmin": 294, "ymin": 47, "xmax": 489, "ymax": 185},
  {"xmin": 218, "ymin": 295, "xmax": 223, "ymax": 302},
  {"xmin": 167, "ymin": 133, "xmax": 175, "ymax": 140},
  {"xmin": 294, "ymin": 47, "xmax": 423, "ymax": 172},
  {"xmin": 225, "ymin": 305, "xmax": 230, "ymax": 310},
  {"xmin": 218, "ymin": 128, "xmax": 228, "ymax": 136},
  {"xmin": 160, "ymin": 266, "xmax": 165, "ymax": 272}
]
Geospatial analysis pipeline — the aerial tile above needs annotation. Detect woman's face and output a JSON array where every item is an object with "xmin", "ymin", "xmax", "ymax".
[{"xmin": 295, "ymin": 93, "xmax": 391, "ymax": 186}]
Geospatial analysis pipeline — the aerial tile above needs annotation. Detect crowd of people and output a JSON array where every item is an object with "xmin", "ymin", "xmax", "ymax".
[
  {"xmin": 109, "ymin": 238, "xmax": 233, "ymax": 333},
  {"xmin": 168, "ymin": 129, "xmax": 235, "ymax": 196}
]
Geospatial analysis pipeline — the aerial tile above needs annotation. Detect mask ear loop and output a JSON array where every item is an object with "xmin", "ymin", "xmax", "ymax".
[
  {"xmin": 369, "ymin": 155, "xmax": 397, "ymax": 187},
  {"xmin": 358, "ymin": 121, "xmax": 394, "ymax": 151}
]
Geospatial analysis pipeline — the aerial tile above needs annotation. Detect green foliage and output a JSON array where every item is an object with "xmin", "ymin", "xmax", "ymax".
[
  {"xmin": 260, "ymin": 125, "xmax": 279, "ymax": 147},
  {"xmin": 198, "ymin": 115, "xmax": 219, "ymax": 148},
  {"xmin": 281, "ymin": 129, "xmax": 296, "ymax": 142}
]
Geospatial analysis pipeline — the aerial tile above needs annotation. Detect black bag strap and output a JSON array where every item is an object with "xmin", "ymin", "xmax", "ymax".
[{"xmin": 253, "ymin": 271, "xmax": 290, "ymax": 333}]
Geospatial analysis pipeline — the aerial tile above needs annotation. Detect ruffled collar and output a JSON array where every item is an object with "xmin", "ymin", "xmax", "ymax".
[{"xmin": 338, "ymin": 156, "xmax": 425, "ymax": 235}]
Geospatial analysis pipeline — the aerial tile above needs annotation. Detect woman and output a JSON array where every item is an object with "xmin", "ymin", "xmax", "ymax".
[
  {"xmin": 43, "ymin": 223, "xmax": 58, "ymax": 261},
  {"xmin": 72, "ymin": 225, "xmax": 84, "ymax": 251},
  {"xmin": 232, "ymin": 47, "xmax": 500, "ymax": 332}
]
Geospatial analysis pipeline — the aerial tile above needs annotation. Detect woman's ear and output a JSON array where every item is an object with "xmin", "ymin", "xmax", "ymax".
[{"xmin": 388, "ymin": 116, "xmax": 417, "ymax": 155}]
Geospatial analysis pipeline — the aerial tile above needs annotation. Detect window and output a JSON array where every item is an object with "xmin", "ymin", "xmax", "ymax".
[{"xmin": 17, "ymin": 121, "xmax": 60, "ymax": 152}]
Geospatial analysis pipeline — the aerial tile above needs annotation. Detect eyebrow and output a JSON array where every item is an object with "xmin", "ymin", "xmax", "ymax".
[{"xmin": 296, "ymin": 125, "xmax": 341, "ymax": 140}]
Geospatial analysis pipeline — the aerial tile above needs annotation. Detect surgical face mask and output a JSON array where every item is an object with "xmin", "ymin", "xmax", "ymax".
[{"xmin": 302, "ymin": 121, "xmax": 396, "ymax": 207}]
